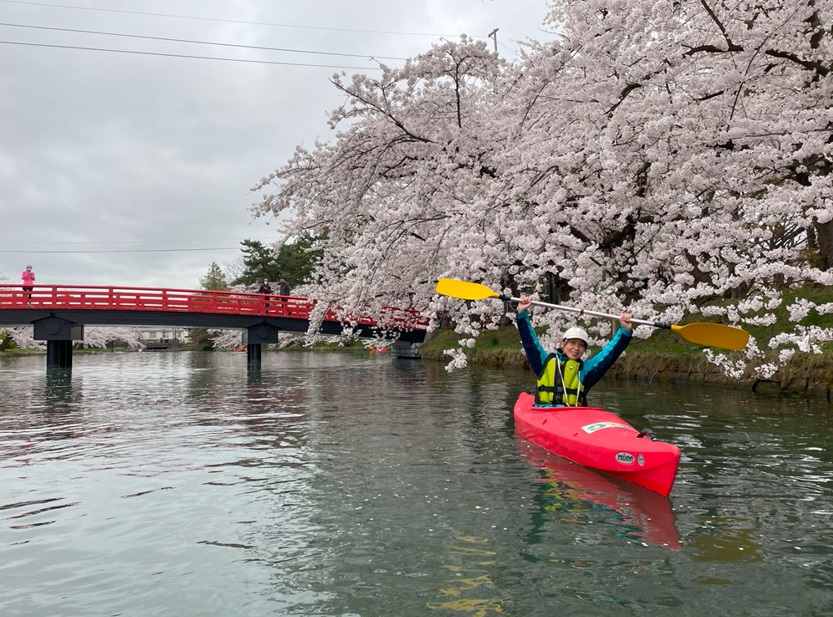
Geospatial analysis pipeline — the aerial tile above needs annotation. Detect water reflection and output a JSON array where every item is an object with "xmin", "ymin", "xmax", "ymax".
[
  {"xmin": 45, "ymin": 367, "xmax": 73, "ymax": 405},
  {"xmin": 428, "ymin": 535, "xmax": 505, "ymax": 616},
  {"xmin": 519, "ymin": 443, "xmax": 681, "ymax": 550},
  {"xmin": 689, "ymin": 518, "xmax": 762, "ymax": 564},
  {"xmin": 246, "ymin": 366, "xmax": 262, "ymax": 385}
]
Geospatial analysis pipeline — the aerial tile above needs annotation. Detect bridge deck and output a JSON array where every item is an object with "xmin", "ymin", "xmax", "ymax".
[{"xmin": 0, "ymin": 284, "xmax": 429, "ymax": 342}]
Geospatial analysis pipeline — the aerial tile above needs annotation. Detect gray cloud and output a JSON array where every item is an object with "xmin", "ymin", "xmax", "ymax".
[{"xmin": 0, "ymin": 0, "xmax": 549, "ymax": 289}]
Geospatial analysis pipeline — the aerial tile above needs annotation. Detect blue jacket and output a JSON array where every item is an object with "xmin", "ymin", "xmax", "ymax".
[{"xmin": 516, "ymin": 310, "xmax": 631, "ymax": 402}]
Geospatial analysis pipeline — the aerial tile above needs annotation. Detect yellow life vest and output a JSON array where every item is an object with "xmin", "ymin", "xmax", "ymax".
[{"xmin": 536, "ymin": 354, "xmax": 586, "ymax": 406}]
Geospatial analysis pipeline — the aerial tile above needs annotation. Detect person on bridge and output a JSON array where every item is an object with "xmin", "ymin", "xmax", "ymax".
[
  {"xmin": 515, "ymin": 294, "xmax": 632, "ymax": 407},
  {"xmin": 278, "ymin": 277, "xmax": 290, "ymax": 297},
  {"xmin": 258, "ymin": 279, "xmax": 272, "ymax": 312},
  {"xmin": 257, "ymin": 279, "xmax": 272, "ymax": 295},
  {"xmin": 21, "ymin": 265, "xmax": 35, "ymax": 303}
]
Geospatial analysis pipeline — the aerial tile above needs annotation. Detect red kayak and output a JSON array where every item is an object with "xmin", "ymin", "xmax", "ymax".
[{"xmin": 513, "ymin": 392, "xmax": 680, "ymax": 496}]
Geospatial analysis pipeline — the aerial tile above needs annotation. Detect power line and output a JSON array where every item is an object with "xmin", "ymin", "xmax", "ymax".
[
  {"xmin": 2, "ymin": 238, "xmax": 282, "ymax": 246},
  {"xmin": 0, "ymin": 247, "xmax": 241, "ymax": 254},
  {"xmin": 0, "ymin": 40, "xmax": 381, "ymax": 69},
  {"xmin": 0, "ymin": 0, "xmax": 467, "ymax": 38},
  {"xmin": 0, "ymin": 21, "xmax": 408, "ymax": 60}
]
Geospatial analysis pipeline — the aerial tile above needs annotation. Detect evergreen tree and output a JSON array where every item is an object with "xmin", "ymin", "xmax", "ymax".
[
  {"xmin": 194, "ymin": 262, "xmax": 229, "ymax": 349},
  {"xmin": 275, "ymin": 232, "xmax": 321, "ymax": 288},
  {"xmin": 234, "ymin": 240, "xmax": 281, "ymax": 288},
  {"xmin": 200, "ymin": 262, "xmax": 229, "ymax": 291},
  {"xmin": 233, "ymin": 233, "xmax": 322, "ymax": 289}
]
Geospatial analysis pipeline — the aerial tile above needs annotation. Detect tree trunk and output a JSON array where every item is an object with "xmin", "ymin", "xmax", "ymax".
[{"xmin": 816, "ymin": 219, "xmax": 833, "ymax": 271}]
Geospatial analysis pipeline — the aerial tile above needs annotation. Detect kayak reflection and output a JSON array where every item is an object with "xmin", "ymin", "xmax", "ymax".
[{"xmin": 519, "ymin": 443, "xmax": 682, "ymax": 550}]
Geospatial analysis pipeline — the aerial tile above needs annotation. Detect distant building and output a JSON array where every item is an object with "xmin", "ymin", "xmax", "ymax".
[{"xmin": 138, "ymin": 327, "xmax": 190, "ymax": 350}]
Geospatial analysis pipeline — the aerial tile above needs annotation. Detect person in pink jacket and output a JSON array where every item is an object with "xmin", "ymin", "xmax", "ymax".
[{"xmin": 21, "ymin": 265, "xmax": 35, "ymax": 302}]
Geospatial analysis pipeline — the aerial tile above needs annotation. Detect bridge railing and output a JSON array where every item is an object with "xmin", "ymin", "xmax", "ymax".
[{"xmin": 0, "ymin": 284, "xmax": 430, "ymax": 330}]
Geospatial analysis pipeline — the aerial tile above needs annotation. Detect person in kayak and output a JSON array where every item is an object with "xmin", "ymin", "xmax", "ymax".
[{"xmin": 516, "ymin": 295, "xmax": 633, "ymax": 407}]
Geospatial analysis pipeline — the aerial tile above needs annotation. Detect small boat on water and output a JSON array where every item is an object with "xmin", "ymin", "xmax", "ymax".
[{"xmin": 513, "ymin": 392, "xmax": 680, "ymax": 496}]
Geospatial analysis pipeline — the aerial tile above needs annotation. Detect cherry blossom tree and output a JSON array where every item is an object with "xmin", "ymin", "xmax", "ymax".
[
  {"xmin": 253, "ymin": 1, "xmax": 833, "ymax": 376},
  {"xmin": 207, "ymin": 328, "xmax": 312, "ymax": 350},
  {"xmin": 509, "ymin": 0, "xmax": 833, "ymax": 377},
  {"xmin": 1, "ymin": 328, "xmax": 44, "ymax": 350},
  {"xmin": 252, "ymin": 37, "xmax": 509, "ymax": 333},
  {"xmin": 208, "ymin": 328, "xmax": 245, "ymax": 350},
  {"xmin": 79, "ymin": 327, "xmax": 144, "ymax": 350},
  {"xmin": 3, "ymin": 327, "xmax": 144, "ymax": 350}
]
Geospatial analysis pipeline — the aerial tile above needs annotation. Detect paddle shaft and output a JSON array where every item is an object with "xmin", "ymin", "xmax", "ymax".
[
  {"xmin": 435, "ymin": 278, "xmax": 747, "ymax": 349},
  {"xmin": 500, "ymin": 294, "xmax": 670, "ymax": 330}
]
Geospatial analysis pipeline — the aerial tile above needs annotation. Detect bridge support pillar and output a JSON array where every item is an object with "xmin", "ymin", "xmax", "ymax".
[
  {"xmin": 244, "ymin": 322, "xmax": 280, "ymax": 370},
  {"xmin": 33, "ymin": 316, "xmax": 84, "ymax": 371},
  {"xmin": 247, "ymin": 344, "xmax": 262, "ymax": 368},
  {"xmin": 46, "ymin": 340, "xmax": 74, "ymax": 369}
]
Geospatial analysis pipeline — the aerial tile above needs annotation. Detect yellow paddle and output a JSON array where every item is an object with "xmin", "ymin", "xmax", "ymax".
[{"xmin": 435, "ymin": 278, "xmax": 750, "ymax": 351}]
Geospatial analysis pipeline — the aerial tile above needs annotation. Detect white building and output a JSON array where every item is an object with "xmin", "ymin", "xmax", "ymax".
[{"xmin": 137, "ymin": 327, "xmax": 191, "ymax": 348}]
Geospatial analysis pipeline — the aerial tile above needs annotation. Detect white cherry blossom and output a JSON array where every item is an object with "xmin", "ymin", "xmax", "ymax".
[{"xmin": 252, "ymin": 1, "xmax": 833, "ymax": 377}]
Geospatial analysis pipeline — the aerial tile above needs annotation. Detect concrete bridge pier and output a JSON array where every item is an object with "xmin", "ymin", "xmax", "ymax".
[
  {"xmin": 244, "ymin": 322, "xmax": 281, "ymax": 370},
  {"xmin": 46, "ymin": 340, "xmax": 74, "ymax": 369},
  {"xmin": 34, "ymin": 316, "xmax": 84, "ymax": 370},
  {"xmin": 246, "ymin": 344, "xmax": 262, "ymax": 367}
]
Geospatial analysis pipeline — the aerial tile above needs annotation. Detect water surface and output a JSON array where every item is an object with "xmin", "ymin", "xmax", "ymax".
[{"xmin": 1, "ymin": 351, "xmax": 832, "ymax": 616}]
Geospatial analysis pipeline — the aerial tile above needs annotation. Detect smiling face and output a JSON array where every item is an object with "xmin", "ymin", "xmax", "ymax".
[{"xmin": 560, "ymin": 338, "xmax": 587, "ymax": 360}]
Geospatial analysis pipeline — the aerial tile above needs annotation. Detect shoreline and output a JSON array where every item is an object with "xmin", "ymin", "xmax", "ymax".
[
  {"xmin": 4, "ymin": 339, "xmax": 831, "ymax": 399},
  {"xmin": 418, "ymin": 328, "xmax": 833, "ymax": 400}
]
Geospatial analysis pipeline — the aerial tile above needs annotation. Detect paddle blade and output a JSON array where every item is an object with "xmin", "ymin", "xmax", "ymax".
[
  {"xmin": 671, "ymin": 322, "xmax": 750, "ymax": 351},
  {"xmin": 435, "ymin": 278, "xmax": 500, "ymax": 301}
]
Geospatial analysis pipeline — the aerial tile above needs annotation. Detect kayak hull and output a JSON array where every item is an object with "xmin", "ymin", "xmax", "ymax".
[{"xmin": 513, "ymin": 392, "xmax": 680, "ymax": 496}]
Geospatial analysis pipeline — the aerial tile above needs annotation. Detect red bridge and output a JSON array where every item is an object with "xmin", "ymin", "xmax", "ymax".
[{"xmin": 0, "ymin": 284, "xmax": 429, "ymax": 368}]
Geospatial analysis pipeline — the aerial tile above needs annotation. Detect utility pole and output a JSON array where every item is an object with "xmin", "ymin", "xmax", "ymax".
[{"xmin": 488, "ymin": 28, "xmax": 498, "ymax": 54}]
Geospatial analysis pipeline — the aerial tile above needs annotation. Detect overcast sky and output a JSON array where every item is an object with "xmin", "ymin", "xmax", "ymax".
[{"xmin": 1, "ymin": 0, "xmax": 552, "ymax": 290}]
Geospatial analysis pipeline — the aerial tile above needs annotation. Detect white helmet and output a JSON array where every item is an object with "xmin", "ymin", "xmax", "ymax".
[{"xmin": 562, "ymin": 327, "xmax": 589, "ymax": 344}]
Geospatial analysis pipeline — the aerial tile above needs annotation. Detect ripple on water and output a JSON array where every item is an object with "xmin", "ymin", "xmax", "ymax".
[{"xmin": 2, "ymin": 355, "xmax": 833, "ymax": 616}]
